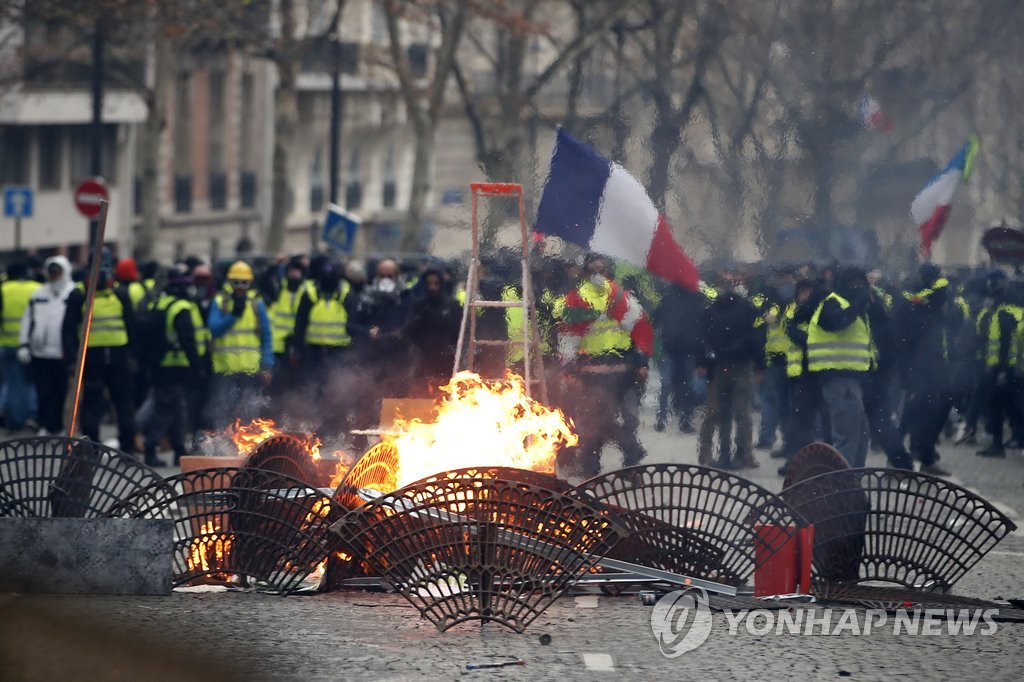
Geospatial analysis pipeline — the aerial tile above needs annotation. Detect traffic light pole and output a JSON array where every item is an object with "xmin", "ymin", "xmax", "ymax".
[{"xmin": 88, "ymin": 18, "xmax": 104, "ymax": 251}]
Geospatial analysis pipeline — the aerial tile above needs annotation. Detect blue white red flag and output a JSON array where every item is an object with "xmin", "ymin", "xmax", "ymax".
[
  {"xmin": 534, "ymin": 129, "xmax": 699, "ymax": 292},
  {"xmin": 911, "ymin": 136, "xmax": 979, "ymax": 258},
  {"xmin": 860, "ymin": 94, "xmax": 893, "ymax": 132}
]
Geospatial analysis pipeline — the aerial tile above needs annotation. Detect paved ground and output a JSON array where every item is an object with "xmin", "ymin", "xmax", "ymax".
[{"xmin": 2, "ymin": 394, "xmax": 1023, "ymax": 681}]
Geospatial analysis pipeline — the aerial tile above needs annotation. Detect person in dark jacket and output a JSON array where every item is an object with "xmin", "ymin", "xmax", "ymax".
[
  {"xmin": 654, "ymin": 283, "xmax": 704, "ymax": 433},
  {"xmin": 405, "ymin": 268, "xmax": 462, "ymax": 394},
  {"xmin": 697, "ymin": 283, "xmax": 762, "ymax": 469}
]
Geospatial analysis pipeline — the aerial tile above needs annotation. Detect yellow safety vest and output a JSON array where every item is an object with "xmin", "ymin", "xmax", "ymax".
[
  {"xmin": 872, "ymin": 286, "xmax": 893, "ymax": 311},
  {"xmin": 271, "ymin": 280, "xmax": 314, "ymax": 354},
  {"xmin": 161, "ymin": 298, "xmax": 207, "ymax": 368},
  {"xmin": 212, "ymin": 295, "xmax": 261, "ymax": 375},
  {"xmin": 764, "ymin": 304, "xmax": 790, "ymax": 359},
  {"xmin": 306, "ymin": 289, "xmax": 351, "ymax": 348},
  {"xmin": 88, "ymin": 290, "xmax": 129, "ymax": 348},
  {"xmin": 127, "ymin": 281, "xmax": 147, "ymax": 309},
  {"xmin": 0, "ymin": 280, "xmax": 39, "ymax": 347},
  {"xmin": 987, "ymin": 304, "xmax": 1023, "ymax": 368},
  {"xmin": 502, "ymin": 285, "xmax": 553, "ymax": 364},
  {"xmin": 806, "ymin": 293, "xmax": 871, "ymax": 373},
  {"xmin": 574, "ymin": 280, "xmax": 632, "ymax": 357},
  {"xmin": 780, "ymin": 303, "xmax": 806, "ymax": 378}
]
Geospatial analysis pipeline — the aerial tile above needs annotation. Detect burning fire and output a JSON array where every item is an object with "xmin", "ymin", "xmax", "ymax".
[
  {"xmin": 186, "ymin": 521, "xmax": 232, "ymax": 575},
  {"xmin": 225, "ymin": 417, "xmax": 323, "ymax": 459},
  {"xmin": 388, "ymin": 372, "xmax": 577, "ymax": 488}
]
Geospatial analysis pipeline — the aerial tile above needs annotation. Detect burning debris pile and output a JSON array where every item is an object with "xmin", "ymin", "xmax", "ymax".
[{"xmin": 0, "ymin": 377, "xmax": 1018, "ymax": 632}]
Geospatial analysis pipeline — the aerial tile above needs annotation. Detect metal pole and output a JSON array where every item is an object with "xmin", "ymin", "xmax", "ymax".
[
  {"xmin": 14, "ymin": 215, "xmax": 21, "ymax": 255},
  {"xmin": 89, "ymin": 18, "xmax": 104, "ymax": 251},
  {"xmin": 64, "ymin": 200, "xmax": 110, "ymax": 438}
]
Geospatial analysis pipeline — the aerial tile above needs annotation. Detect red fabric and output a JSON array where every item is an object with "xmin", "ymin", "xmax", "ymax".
[
  {"xmin": 918, "ymin": 205, "xmax": 952, "ymax": 258},
  {"xmin": 115, "ymin": 258, "xmax": 138, "ymax": 282},
  {"xmin": 646, "ymin": 215, "xmax": 700, "ymax": 292},
  {"xmin": 560, "ymin": 280, "xmax": 653, "ymax": 357}
]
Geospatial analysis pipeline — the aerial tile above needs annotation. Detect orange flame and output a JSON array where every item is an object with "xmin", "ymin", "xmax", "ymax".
[
  {"xmin": 186, "ymin": 521, "xmax": 232, "ymax": 575},
  {"xmin": 388, "ymin": 371, "xmax": 577, "ymax": 489},
  {"xmin": 225, "ymin": 417, "xmax": 323, "ymax": 459}
]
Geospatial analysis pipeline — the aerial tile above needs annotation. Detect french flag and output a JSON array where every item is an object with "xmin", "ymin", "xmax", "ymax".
[
  {"xmin": 860, "ymin": 94, "xmax": 893, "ymax": 133},
  {"xmin": 911, "ymin": 136, "xmax": 979, "ymax": 258},
  {"xmin": 534, "ymin": 129, "xmax": 699, "ymax": 292}
]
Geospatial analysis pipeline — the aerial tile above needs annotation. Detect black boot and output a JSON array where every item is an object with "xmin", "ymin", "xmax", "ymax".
[{"xmin": 144, "ymin": 447, "xmax": 168, "ymax": 468}]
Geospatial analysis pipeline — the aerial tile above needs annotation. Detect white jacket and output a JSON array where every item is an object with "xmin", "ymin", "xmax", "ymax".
[{"xmin": 20, "ymin": 256, "xmax": 75, "ymax": 360}]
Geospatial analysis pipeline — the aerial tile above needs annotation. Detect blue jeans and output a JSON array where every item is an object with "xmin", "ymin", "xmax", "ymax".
[
  {"xmin": 758, "ymin": 361, "xmax": 789, "ymax": 444},
  {"xmin": 0, "ymin": 346, "xmax": 36, "ymax": 428}
]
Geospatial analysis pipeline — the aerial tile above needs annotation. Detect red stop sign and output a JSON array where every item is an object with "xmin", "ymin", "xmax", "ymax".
[{"xmin": 74, "ymin": 178, "xmax": 110, "ymax": 219}]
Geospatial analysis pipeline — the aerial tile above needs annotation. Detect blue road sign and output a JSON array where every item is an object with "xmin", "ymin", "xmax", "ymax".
[
  {"xmin": 3, "ymin": 187, "xmax": 33, "ymax": 218},
  {"xmin": 322, "ymin": 203, "xmax": 360, "ymax": 252}
]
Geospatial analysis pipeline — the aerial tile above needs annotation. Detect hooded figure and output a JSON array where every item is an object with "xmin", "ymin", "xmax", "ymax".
[{"xmin": 18, "ymin": 256, "xmax": 75, "ymax": 435}]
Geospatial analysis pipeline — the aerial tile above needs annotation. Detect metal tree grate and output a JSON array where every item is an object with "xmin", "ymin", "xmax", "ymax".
[
  {"xmin": 572, "ymin": 464, "xmax": 807, "ymax": 586},
  {"xmin": 781, "ymin": 468, "xmax": 1018, "ymax": 591},
  {"xmin": 782, "ymin": 441, "xmax": 850, "ymax": 490},
  {"xmin": 331, "ymin": 471, "xmax": 626, "ymax": 632},
  {"xmin": 0, "ymin": 436, "xmax": 164, "ymax": 518},
  {"xmin": 811, "ymin": 583, "xmax": 1024, "ymax": 622},
  {"xmin": 242, "ymin": 434, "xmax": 322, "ymax": 487},
  {"xmin": 109, "ymin": 467, "xmax": 342, "ymax": 592},
  {"xmin": 333, "ymin": 441, "xmax": 400, "ymax": 511}
]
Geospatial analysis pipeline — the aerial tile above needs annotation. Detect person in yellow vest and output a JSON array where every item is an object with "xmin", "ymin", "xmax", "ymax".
[
  {"xmin": 0, "ymin": 262, "xmax": 41, "ymax": 431},
  {"xmin": 805, "ymin": 266, "xmax": 872, "ymax": 468},
  {"xmin": 977, "ymin": 284, "xmax": 1023, "ymax": 458},
  {"xmin": 142, "ymin": 269, "xmax": 205, "ymax": 467},
  {"xmin": 115, "ymin": 258, "xmax": 148, "ymax": 310},
  {"xmin": 556, "ymin": 255, "xmax": 650, "ymax": 477},
  {"xmin": 207, "ymin": 261, "xmax": 274, "ymax": 427},
  {"xmin": 61, "ymin": 250, "xmax": 138, "ymax": 451},
  {"xmin": 292, "ymin": 262, "xmax": 358, "ymax": 436},
  {"xmin": 755, "ymin": 295, "xmax": 789, "ymax": 450},
  {"xmin": 269, "ymin": 256, "xmax": 313, "ymax": 389}
]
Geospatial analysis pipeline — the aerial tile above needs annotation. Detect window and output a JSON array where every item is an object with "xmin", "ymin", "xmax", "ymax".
[
  {"xmin": 67, "ymin": 125, "xmax": 117, "ymax": 185},
  {"xmin": 0, "ymin": 127, "xmax": 28, "ymax": 185},
  {"xmin": 240, "ymin": 172, "xmax": 258, "ymax": 208},
  {"xmin": 38, "ymin": 126, "xmax": 63, "ymax": 189},
  {"xmin": 381, "ymin": 146, "xmax": 396, "ymax": 208},
  {"xmin": 209, "ymin": 173, "xmax": 227, "ymax": 210},
  {"xmin": 407, "ymin": 44, "xmax": 428, "ymax": 78},
  {"xmin": 174, "ymin": 175, "xmax": 192, "ymax": 213},
  {"xmin": 346, "ymin": 147, "xmax": 362, "ymax": 209}
]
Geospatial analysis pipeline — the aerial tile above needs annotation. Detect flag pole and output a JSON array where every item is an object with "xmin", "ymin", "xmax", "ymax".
[{"xmin": 64, "ymin": 199, "xmax": 109, "ymax": 438}]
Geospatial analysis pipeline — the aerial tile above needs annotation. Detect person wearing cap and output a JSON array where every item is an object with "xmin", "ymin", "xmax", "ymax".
[
  {"xmin": 61, "ymin": 250, "xmax": 139, "ymax": 451},
  {"xmin": 0, "ymin": 262, "xmax": 41, "ymax": 431},
  {"xmin": 115, "ymin": 258, "xmax": 148, "ymax": 310},
  {"xmin": 20, "ymin": 257, "xmax": 75, "ymax": 435},
  {"xmin": 206, "ymin": 260, "xmax": 273, "ymax": 426},
  {"xmin": 143, "ymin": 268, "xmax": 205, "ymax": 467}
]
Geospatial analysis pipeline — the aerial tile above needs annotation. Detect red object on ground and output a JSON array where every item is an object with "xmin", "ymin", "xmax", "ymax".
[
  {"xmin": 754, "ymin": 524, "xmax": 815, "ymax": 597},
  {"xmin": 74, "ymin": 178, "xmax": 110, "ymax": 219}
]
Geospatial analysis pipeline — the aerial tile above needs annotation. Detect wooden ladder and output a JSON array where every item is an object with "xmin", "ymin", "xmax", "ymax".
[{"xmin": 453, "ymin": 182, "xmax": 548, "ymax": 403}]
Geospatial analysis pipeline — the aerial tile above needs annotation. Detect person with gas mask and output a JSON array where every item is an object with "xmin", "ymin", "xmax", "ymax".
[
  {"xmin": 697, "ymin": 276, "xmax": 762, "ymax": 470},
  {"xmin": 353, "ymin": 257, "xmax": 413, "ymax": 401},
  {"xmin": 555, "ymin": 254, "xmax": 650, "ymax": 478},
  {"xmin": 143, "ymin": 267, "xmax": 205, "ymax": 467},
  {"xmin": 292, "ymin": 261, "xmax": 358, "ymax": 436},
  {"xmin": 61, "ymin": 250, "xmax": 138, "ymax": 451},
  {"xmin": 206, "ymin": 261, "xmax": 274, "ymax": 427},
  {"xmin": 19, "ymin": 257, "xmax": 74, "ymax": 435},
  {"xmin": 805, "ymin": 266, "xmax": 873, "ymax": 468}
]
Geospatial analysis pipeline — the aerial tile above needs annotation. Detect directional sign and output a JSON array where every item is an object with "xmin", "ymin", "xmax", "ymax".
[
  {"xmin": 3, "ymin": 186, "xmax": 33, "ymax": 218},
  {"xmin": 74, "ymin": 178, "xmax": 109, "ymax": 219},
  {"xmin": 322, "ymin": 203, "xmax": 361, "ymax": 252}
]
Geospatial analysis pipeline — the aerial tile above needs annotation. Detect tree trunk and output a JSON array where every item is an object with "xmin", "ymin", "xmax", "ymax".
[
  {"xmin": 134, "ymin": 35, "xmax": 169, "ymax": 260},
  {"xmin": 400, "ymin": 116, "xmax": 434, "ymax": 252},
  {"xmin": 266, "ymin": 0, "xmax": 298, "ymax": 254}
]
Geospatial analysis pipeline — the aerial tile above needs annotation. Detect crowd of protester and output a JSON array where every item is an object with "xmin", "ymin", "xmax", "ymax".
[{"xmin": 0, "ymin": 248, "xmax": 1017, "ymax": 479}]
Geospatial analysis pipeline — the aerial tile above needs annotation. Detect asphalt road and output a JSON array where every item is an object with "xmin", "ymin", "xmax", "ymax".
[{"xmin": 1, "ymin": 398, "xmax": 1022, "ymax": 681}]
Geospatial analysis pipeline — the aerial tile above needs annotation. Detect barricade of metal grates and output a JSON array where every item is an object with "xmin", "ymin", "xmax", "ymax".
[
  {"xmin": 0, "ymin": 436, "xmax": 164, "ymax": 518},
  {"xmin": 811, "ymin": 583, "xmax": 1024, "ymax": 622},
  {"xmin": 571, "ymin": 464, "xmax": 807, "ymax": 587},
  {"xmin": 332, "ymin": 441, "xmax": 400, "ymax": 511},
  {"xmin": 330, "ymin": 470, "xmax": 627, "ymax": 632},
  {"xmin": 241, "ymin": 434, "xmax": 322, "ymax": 487},
  {"xmin": 781, "ymin": 468, "xmax": 1018, "ymax": 591},
  {"xmin": 108, "ymin": 467, "xmax": 342, "ymax": 593},
  {"xmin": 782, "ymin": 441, "xmax": 851, "ymax": 490}
]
